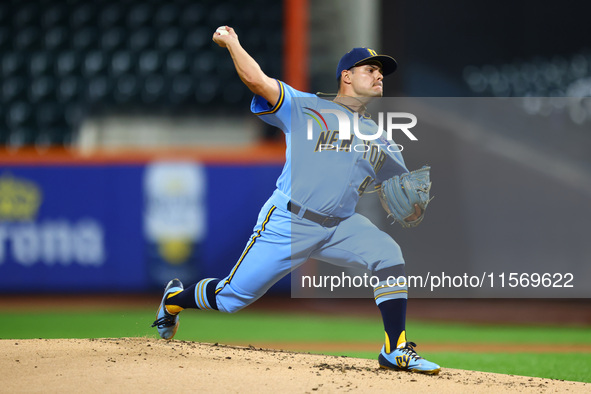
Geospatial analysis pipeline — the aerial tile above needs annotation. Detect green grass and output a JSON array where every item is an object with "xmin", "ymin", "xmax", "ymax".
[
  {"xmin": 1, "ymin": 309, "xmax": 590, "ymax": 383},
  {"xmin": 324, "ymin": 350, "xmax": 591, "ymax": 384},
  {"xmin": 405, "ymin": 320, "xmax": 591, "ymax": 345},
  {"xmin": 426, "ymin": 352, "xmax": 591, "ymax": 383}
]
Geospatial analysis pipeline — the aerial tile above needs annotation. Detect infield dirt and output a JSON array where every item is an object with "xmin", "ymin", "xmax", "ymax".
[{"xmin": 1, "ymin": 337, "xmax": 589, "ymax": 393}]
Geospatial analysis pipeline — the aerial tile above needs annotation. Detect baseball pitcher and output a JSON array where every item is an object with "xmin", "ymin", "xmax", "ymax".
[{"xmin": 152, "ymin": 26, "xmax": 440, "ymax": 375}]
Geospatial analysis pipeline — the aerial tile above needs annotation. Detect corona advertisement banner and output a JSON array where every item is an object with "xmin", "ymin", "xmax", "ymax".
[
  {"xmin": 0, "ymin": 166, "xmax": 146, "ymax": 291},
  {"xmin": 0, "ymin": 162, "xmax": 283, "ymax": 293}
]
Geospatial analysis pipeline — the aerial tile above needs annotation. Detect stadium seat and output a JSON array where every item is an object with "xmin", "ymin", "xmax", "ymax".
[
  {"xmin": 169, "ymin": 74, "xmax": 194, "ymax": 105},
  {"xmin": 15, "ymin": 27, "xmax": 40, "ymax": 51},
  {"xmin": 184, "ymin": 28, "xmax": 209, "ymax": 51},
  {"xmin": 73, "ymin": 27, "xmax": 99, "ymax": 51},
  {"xmin": 83, "ymin": 50, "xmax": 107, "ymax": 77},
  {"xmin": 158, "ymin": 27, "xmax": 181, "ymax": 51},
  {"xmin": 42, "ymin": 4, "xmax": 67, "ymax": 29},
  {"xmin": 153, "ymin": 4, "xmax": 179, "ymax": 27},
  {"xmin": 70, "ymin": 4, "xmax": 95, "ymax": 28},
  {"xmin": 110, "ymin": 50, "xmax": 134, "ymax": 76},
  {"xmin": 0, "ymin": 27, "xmax": 10, "ymax": 51},
  {"xmin": 57, "ymin": 76, "xmax": 82, "ymax": 104},
  {"xmin": 99, "ymin": 4, "xmax": 124, "ymax": 28},
  {"xmin": 14, "ymin": 4, "xmax": 38, "ymax": 29},
  {"xmin": 129, "ymin": 27, "xmax": 155, "ymax": 51},
  {"xmin": 141, "ymin": 74, "xmax": 166, "ymax": 105},
  {"xmin": 2, "ymin": 77, "xmax": 26, "ymax": 103},
  {"xmin": 7, "ymin": 102, "xmax": 33, "ymax": 129},
  {"xmin": 166, "ymin": 50, "xmax": 189, "ymax": 74},
  {"xmin": 114, "ymin": 74, "xmax": 140, "ymax": 104},
  {"xmin": 127, "ymin": 3, "xmax": 152, "ymax": 28},
  {"xmin": 101, "ymin": 27, "xmax": 126, "ymax": 52},
  {"xmin": 191, "ymin": 51, "xmax": 216, "ymax": 74},
  {"xmin": 45, "ymin": 26, "xmax": 69, "ymax": 51},
  {"xmin": 195, "ymin": 79, "xmax": 219, "ymax": 104},
  {"xmin": 138, "ymin": 50, "xmax": 163, "ymax": 75},
  {"xmin": 55, "ymin": 51, "xmax": 81, "ymax": 77},
  {"xmin": 29, "ymin": 76, "xmax": 55, "ymax": 103},
  {"xmin": 9, "ymin": 127, "xmax": 35, "ymax": 148},
  {"xmin": 29, "ymin": 52, "xmax": 52, "ymax": 77},
  {"xmin": 180, "ymin": 4, "xmax": 205, "ymax": 27},
  {"xmin": 2, "ymin": 52, "xmax": 24, "ymax": 77},
  {"xmin": 86, "ymin": 75, "xmax": 110, "ymax": 104},
  {"xmin": 36, "ymin": 102, "xmax": 61, "ymax": 128},
  {"xmin": 0, "ymin": 0, "xmax": 285, "ymax": 146}
]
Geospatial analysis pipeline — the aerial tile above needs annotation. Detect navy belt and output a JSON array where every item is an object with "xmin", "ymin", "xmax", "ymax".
[{"xmin": 287, "ymin": 201, "xmax": 344, "ymax": 228}]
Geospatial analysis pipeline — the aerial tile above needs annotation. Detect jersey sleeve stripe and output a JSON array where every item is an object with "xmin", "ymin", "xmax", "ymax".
[
  {"xmin": 253, "ymin": 80, "xmax": 285, "ymax": 116},
  {"xmin": 215, "ymin": 205, "xmax": 277, "ymax": 294}
]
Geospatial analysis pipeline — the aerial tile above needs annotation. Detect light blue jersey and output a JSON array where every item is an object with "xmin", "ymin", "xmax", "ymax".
[
  {"xmin": 214, "ymin": 80, "xmax": 409, "ymax": 313},
  {"xmin": 251, "ymin": 80, "xmax": 409, "ymax": 217}
]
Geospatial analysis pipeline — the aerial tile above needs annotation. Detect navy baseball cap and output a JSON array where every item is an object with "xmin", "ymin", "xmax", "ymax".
[{"xmin": 336, "ymin": 47, "xmax": 397, "ymax": 79}]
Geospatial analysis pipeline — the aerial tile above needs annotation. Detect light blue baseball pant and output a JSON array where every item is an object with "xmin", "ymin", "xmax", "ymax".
[{"xmin": 214, "ymin": 189, "xmax": 407, "ymax": 313}]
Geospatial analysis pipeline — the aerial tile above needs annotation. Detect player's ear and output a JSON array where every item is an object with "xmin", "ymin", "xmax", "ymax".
[{"xmin": 341, "ymin": 69, "xmax": 352, "ymax": 85}]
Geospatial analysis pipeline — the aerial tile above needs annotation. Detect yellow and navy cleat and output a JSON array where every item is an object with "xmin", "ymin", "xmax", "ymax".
[
  {"xmin": 151, "ymin": 278, "xmax": 184, "ymax": 340},
  {"xmin": 378, "ymin": 341, "xmax": 441, "ymax": 375}
]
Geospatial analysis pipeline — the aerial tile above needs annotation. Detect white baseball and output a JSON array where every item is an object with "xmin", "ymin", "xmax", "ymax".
[{"xmin": 216, "ymin": 26, "xmax": 229, "ymax": 36}]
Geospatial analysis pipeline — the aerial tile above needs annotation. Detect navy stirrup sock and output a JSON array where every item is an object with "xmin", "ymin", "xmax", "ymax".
[
  {"xmin": 378, "ymin": 298, "xmax": 408, "ymax": 352},
  {"xmin": 166, "ymin": 279, "xmax": 220, "ymax": 311}
]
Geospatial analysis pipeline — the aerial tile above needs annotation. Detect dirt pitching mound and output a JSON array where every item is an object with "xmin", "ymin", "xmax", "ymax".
[{"xmin": 1, "ymin": 338, "xmax": 588, "ymax": 393}]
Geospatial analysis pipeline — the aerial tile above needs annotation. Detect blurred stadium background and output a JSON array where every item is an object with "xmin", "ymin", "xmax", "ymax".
[{"xmin": 0, "ymin": 0, "xmax": 590, "ymax": 312}]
